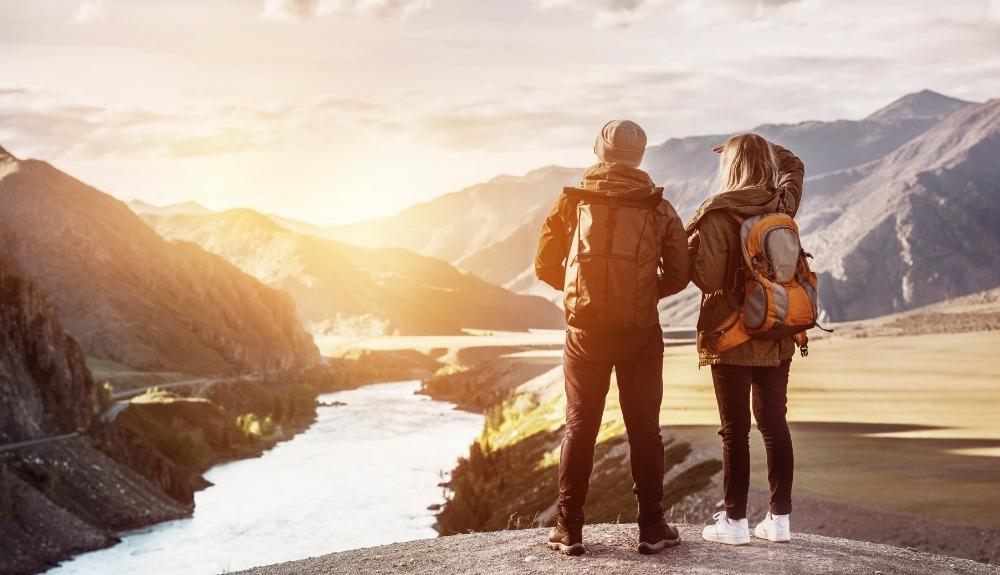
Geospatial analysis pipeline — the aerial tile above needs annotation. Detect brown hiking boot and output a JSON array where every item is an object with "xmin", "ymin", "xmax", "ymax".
[
  {"xmin": 638, "ymin": 515, "xmax": 681, "ymax": 554},
  {"xmin": 547, "ymin": 514, "xmax": 585, "ymax": 556}
]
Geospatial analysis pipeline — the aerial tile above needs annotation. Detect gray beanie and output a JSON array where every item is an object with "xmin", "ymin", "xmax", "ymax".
[{"xmin": 594, "ymin": 120, "xmax": 647, "ymax": 167}]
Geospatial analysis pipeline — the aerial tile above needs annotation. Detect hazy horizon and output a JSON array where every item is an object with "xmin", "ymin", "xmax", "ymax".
[{"xmin": 2, "ymin": 0, "xmax": 1000, "ymax": 226}]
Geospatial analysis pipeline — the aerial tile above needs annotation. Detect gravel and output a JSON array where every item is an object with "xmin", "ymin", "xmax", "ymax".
[{"xmin": 233, "ymin": 523, "xmax": 1000, "ymax": 575}]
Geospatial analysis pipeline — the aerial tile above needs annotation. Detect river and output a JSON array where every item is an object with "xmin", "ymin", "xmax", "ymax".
[{"xmin": 46, "ymin": 381, "xmax": 484, "ymax": 575}]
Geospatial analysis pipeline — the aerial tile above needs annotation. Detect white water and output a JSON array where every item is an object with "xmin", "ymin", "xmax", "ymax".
[{"xmin": 46, "ymin": 381, "xmax": 483, "ymax": 575}]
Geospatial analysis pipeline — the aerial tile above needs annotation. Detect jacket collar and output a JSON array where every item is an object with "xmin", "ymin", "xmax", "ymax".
[
  {"xmin": 685, "ymin": 185, "xmax": 781, "ymax": 233},
  {"xmin": 566, "ymin": 162, "xmax": 660, "ymax": 200}
]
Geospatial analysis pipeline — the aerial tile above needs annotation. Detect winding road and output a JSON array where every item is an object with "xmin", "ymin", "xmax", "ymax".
[{"xmin": 0, "ymin": 372, "xmax": 265, "ymax": 453}]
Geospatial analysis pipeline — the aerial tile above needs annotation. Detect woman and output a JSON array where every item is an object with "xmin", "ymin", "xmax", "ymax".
[{"xmin": 686, "ymin": 133, "xmax": 805, "ymax": 545}]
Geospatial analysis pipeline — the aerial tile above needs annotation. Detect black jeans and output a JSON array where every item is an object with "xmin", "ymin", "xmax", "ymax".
[
  {"xmin": 710, "ymin": 360, "xmax": 794, "ymax": 520},
  {"xmin": 558, "ymin": 327, "xmax": 665, "ymax": 521}
]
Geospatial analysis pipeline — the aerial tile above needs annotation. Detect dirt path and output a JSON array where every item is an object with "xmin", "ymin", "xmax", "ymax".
[{"xmin": 233, "ymin": 524, "xmax": 999, "ymax": 575}]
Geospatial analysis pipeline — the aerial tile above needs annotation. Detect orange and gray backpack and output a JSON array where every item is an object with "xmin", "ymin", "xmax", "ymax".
[{"xmin": 707, "ymin": 194, "xmax": 822, "ymax": 356}]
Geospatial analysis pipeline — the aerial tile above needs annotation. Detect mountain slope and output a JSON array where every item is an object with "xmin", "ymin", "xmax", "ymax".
[
  {"xmin": 867, "ymin": 89, "xmax": 975, "ymax": 122},
  {"xmin": 0, "ymin": 263, "xmax": 97, "ymax": 443},
  {"xmin": 141, "ymin": 209, "xmax": 565, "ymax": 337},
  {"xmin": 327, "ymin": 166, "xmax": 582, "ymax": 263},
  {"xmin": 806, "ymin": 98, "xmax": 1000, "ymax": 320},
  {"xmin": 642, "ymin": 90, "xmax": 978, "ymax": 218},
  {"xmin": 127, "ymin": 199, "xmax": 213, "ymax": 216},
  {"xmin": 0, "ymin": 146, "xmax": 319, "ymax": 374}
]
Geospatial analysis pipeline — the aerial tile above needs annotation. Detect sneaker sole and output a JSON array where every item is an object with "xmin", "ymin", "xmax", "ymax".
[
  {"xmin": 754, "ymin": 526, "xmax": 790, "ymax": 543},
  {"xmin": 547, "ymin": 542, "xmax": 586, "ymax": 556},
  {"xmin": 702, "ymin": 533, "xmax": 751, "ymax": 546},
  {"xmin": 637, "ymin": 538, "xmax": 681, "ymax": 555}
]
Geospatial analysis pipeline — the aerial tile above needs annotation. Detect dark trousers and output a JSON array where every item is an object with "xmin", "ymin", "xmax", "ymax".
[
  {"xmin": 558, "ymin": 327, "xmax": 665, "ymax": 521},
  {"xmin": 710, "ymin": 360, "xmax": 794, "ymax": 520}
]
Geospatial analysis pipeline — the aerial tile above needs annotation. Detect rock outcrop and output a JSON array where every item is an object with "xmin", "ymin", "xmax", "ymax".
[
  {"xmin": 233, "ymin": 524, "xmax": 999, "ymax": 575},
  {"xmin": 0, "ymin": 263, "xmax": 97, "ymax": 443},
  {"xmin": 0, "ymin": 263, "xmax": 189, "ymax": 575}
]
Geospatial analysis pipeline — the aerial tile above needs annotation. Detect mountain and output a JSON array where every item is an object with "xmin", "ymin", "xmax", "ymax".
[
  {"xmin": 867, "ymin": 89, "xmax": 975, "ymax": 122},
  {"xmin": 128, "ymin": 199, "xmax": 331, "ymax": 238},
  {"xmin": 327, "ymin": 166, "xmax": 582, "ymax": 263},
  {"xmin": 642, "ymin": 90, "xmax": 979, "ymax": 218},
  {"xmin": 805, "ymin": 98, "xmax": 1000, "ymax": 320},
  {"xmin": 312, "ymin": 91, "xmax": 995, "ymax": 324},
  {"xmin": 0, "ymin": 146, "xmax": 320, "ymax": 374},
  {"xmin": 127, "ymin": 199, "xmax": 213, "ymax": 216},
  {"xmin": 140, "ymin": 208, "xmax": 565, "ymax": 337}
]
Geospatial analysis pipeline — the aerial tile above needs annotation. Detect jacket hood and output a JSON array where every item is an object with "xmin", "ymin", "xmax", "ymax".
[
  {"xmin": 566, "ymin": 162, "xmax": 660, "ymax": 200},
  {"xmin": 685, "ymin": 185, "xmax": 782, "ymax": 233}
]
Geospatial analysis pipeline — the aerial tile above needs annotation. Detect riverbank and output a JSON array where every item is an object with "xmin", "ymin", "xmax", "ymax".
[
  {"xmin": 3, "ymin": 350, "xmax": 446, "ymax": 575},
  {"xmin": 46, "ymin": 381, "xmax": 483, "ymax": 575}
]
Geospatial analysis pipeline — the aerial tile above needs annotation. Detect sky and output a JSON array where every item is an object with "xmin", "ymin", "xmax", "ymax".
[{"xmin": 1, "ymin": 0, "xmax": 999, "ymax": 225}]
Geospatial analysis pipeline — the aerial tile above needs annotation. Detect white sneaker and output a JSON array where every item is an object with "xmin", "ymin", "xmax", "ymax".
[
  {"xmin": 702, "ymin": 511, "xmax": 751, "ymax": 545},
  {"xmin": 754, "ymin": 512, "xmax": 791, "ymax": 543}
]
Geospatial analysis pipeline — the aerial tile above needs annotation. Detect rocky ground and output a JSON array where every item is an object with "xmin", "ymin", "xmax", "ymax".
[{"xmin": 234, "ymin": 524, "xmax": 1000, "ymax": 575}]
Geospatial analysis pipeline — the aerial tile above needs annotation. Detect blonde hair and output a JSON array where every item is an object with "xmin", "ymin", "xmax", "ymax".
[{"xmin": 717, "ymin": 133, "xmax": 780, "ymax": 193}]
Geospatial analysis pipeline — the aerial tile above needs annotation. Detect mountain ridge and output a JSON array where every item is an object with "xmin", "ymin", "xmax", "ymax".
[
  {"xmin": 867, "ymin": 89, "xmax": 976, "ymax": 122},
  {"xmin": 307, "ymin": 90, "xmax": 996, "ymax": 324},
  {"xmin": 141, "ymin": 208, "xmax": 566, "ymax": 337},
  {"xmin": 0, "ymin": 151, "xmax": 320, "ymax": 374},
  {"xmin": 806, "ymin": 98, "xmax": 1000, "ymax": 319}
]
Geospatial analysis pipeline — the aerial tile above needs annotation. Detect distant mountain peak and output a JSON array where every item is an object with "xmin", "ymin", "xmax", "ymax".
[
  {"xmin": 867, "ymin": 89, "xmax": 976, "ymax": 123},
  {"xmin": 0, "ymin": 144, "xmax": 16, "ymax": 161},
  {"xmin": 217, "ymin": 207, "xmax": 288, "ymax": 232},
  {"xmin": 128, "ymin": 199, "xmax": 213, "ymax": 216},
  {"xmin": 487, "ymin": 165, "xmax": 581, "ymax": 185}
]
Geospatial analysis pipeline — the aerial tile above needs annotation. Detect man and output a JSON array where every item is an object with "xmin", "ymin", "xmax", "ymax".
[{"xmin": 535, "ymin": 119, "xmax": 690, "ymax": 556}]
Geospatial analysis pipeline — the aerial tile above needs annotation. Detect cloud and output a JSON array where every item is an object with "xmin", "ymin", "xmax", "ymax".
[
  {"xmin": 991, "ymin": 0, "xmax": 1000, "ymax": 22},
  {"xmin": 0, "ymin": 89, "xmax": 391, "ymax": 162},
  {"xmin": 533, "ymin": 0, "xmax": 648, "ymax": 27},
  {"xmin": 72, "ymin": 0, "xmax": 106, "ymax": 24},
  {"xmin": 167, "ymin": 128, "xmax": 261, "ymax": 158},
  {"xmin": 534, "ymin": 0, "xmax": 802, "ymax": 27},
  {"xmin": 260, "ymin": 0, "xmax": 433, "ymax": 21}
]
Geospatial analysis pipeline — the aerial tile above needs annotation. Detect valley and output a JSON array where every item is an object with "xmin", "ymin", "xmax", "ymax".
[
  {"xmin": 2, "ymin": 86, "xmax": 999, "ymax": 573},
  {"xmin": 134, "ymin": 207, "xmax": 563, "ymax": 338}
]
